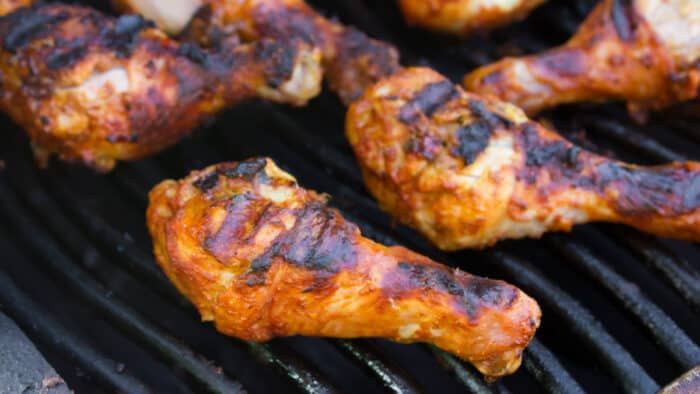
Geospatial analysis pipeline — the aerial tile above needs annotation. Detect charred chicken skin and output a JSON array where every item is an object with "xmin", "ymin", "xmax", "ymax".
[
  {"xmin": 0, "ymin": 2, "xmax": 321, "ymax": 171},
  {"xmin": 112, "ymin": 0, "xmax": 402, "ymax": 104},
  {"xmin": 146, "ymin": 157, "xmax": 541, "ymax": 378},
  {"xmin": 397, "ymin": 0, "xmax": 546, "ymax": 36},
  {"xmin": 348, "ymin": 68, "xmax": 700, "ymax": 250},
  {"xmin": 464, "ymin": 0, "xmax": 700, "ymax": 118}
]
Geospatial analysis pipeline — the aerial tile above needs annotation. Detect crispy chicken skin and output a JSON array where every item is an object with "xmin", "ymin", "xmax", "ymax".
[
  {"xmin": 112, "ymin": 0, "xmax": 401, "ymax": 104},
  {"xmin": 0, "ymin": 0, "xmax": 30, "ymax": 15},
  {"xmin": 464, "ymin": 0, "xmax": 700, "ymax": 118},
  {"xmin": 397, "ymin": 0, "xmax": 545, "ymax": 36},
  {"xmin": 348, "ymin": 68, "xmax": 700, "ymax": 250},
  {"xmin": 146, "ymin": 157, "xmax": 541, "ymax": 377},
  {"xmin": 0, "ymin": 2, "xmax": 321, "ymax": 171}
]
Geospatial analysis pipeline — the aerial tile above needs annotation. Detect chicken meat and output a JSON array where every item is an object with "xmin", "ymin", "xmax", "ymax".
[
  {"xmin": 112, "ymin": 0, "xmax": 402, "ymax": 104},
  {"xmin": 0, "ymin": 0, "xmax": 30, "ymax": 15},
  {"xmin": 348, "ymin": 67, "xmax": 700, "ymax": 250},
  {"xmin": 464, "ymin": 0, "xmax": 700, "ymax": 119},
  {"xmin": 397, "ymin": 0, "xmax": 546, "ymax": 36},
  {"xmin": 0, "ymin": 2, "xmax": 321, "ymax": 171},
  {"xmin": 146, "ymin": 157, "xmax": 541, "ymax": 378}
]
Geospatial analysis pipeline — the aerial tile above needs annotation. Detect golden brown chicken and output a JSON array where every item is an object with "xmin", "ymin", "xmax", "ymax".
[
  {"xmin": 0, "ymin": 2, "xmax": 322, "ymax": 171},
  {"xmin": 347, "ymin": 67, "xmax": 700, "ymax": 250},
  {"xmin": 112, "ymin": 0, "xmax": 402, "ymax": 104},
  {"xmin": 146, "ymin": 157, "xmax": 541, "ymax": 378},
  {"xmin": 464, "ymin": 0, "xmax": 700, "ymax": 119},
  {"xmin": 397, "ymin": 0, "xmax": 546, "ymax": 36},
  {"xmin": 0, "ymin": 0, "xmax": 30, "ymax": 15}
]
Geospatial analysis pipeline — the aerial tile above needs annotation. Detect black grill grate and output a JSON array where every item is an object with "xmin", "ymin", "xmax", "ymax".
[{"xmin": 1, "ymin": 0, "xmax": 699, "ymax": 393}]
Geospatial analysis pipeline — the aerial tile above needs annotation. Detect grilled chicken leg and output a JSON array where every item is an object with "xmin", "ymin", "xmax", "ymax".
[
  {"xmin": 348, "ymin": 67, "xmax": 700, "ymax": 250},
  {"xmin": 147, "ymin": 157, "xmax": 541, "ymax": 377},
  {"xmin": 112, "ymin": 0, "xmax": 402, "ymax": 104},
  {"xmin": 464, "ymin": 0, "xmax": 700, "ymax": 118},
  {"xmin": 397, "ymin": 0, "xmax": 546, "ymax": 36},
  {"xmin": 0, "ymin": 2, "xmax": 321, "ymax": 171}
]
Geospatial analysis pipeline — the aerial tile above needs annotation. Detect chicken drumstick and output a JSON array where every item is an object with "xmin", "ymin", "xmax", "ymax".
[
  {"xmin": 0, "ymin": 2, "xmax": 321, "ymax": 171},
  {"xmin": 348, "ymin": 67, "xmax": 700, "ymax": 250},
  {"xmin": 464, "ymin": 0, "xmax": 700, "ymax": 119},
  {"xmin": 112, "ymin": 0, "xmax": 402, "ymax": 104},
  {"xmin": 147, "ymin": 157, "xmax": 541, "ymax": 378},
  {"xmin": 397, "ymin": 0, "xmax": 546, "ymax": 36}
]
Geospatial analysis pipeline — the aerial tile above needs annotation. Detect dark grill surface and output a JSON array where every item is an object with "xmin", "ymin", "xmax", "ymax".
[{"xmin": 1, "ymin": 1, "xmax": 699, "ymax": 393}]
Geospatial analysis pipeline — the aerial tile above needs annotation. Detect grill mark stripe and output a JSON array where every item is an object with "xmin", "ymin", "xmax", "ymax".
[
  {"xmin": 611, "ymin": 0, "xmax": 634, "ymax": 41},
  {"xmin": 3, "ymin": 11, "xmax": 70, "ymax": 52},
  {"xmin": 399, "ymin": 81, "xmax": 458, "ymax": 124}
]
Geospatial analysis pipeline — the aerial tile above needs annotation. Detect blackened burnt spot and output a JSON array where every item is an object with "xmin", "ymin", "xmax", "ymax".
[
  {"xmin": 3, "ymin": 10, "xmax": 70, "ymax": 53},
  {"xmin": 176, "ymin": 42, "xmax": 209, "ymax": 66},
  {"xmin": 469, "ymin": 100, "xmax": 512, "ymax": 129},
  {"xmin": 256, "ymin": 40, "xmax": 295, "ymax": 89},
  {"xmin": 597, "ymin": 163, "xmax": 700, "ymax": 216},
  {"xmin": 399, "ymin": 81, "xmax": 458, "ymax": 124},
  {"xmin": 194, "ymin": 172, "xmax": 219, "ymax": 191},
  {"xmin": 467, "ymin": 277, "xmax": 518, "ymax": 309},
  {"xmin": 454, "ymin": 121, "xmax": 492, "ymax": 165},
  {"xmin": 526, "ymin": 141, "xmax": 569, "ymax": 167},
  {"xmin": 611, "ymin": 0, "xmax": 635, "ymax": 41},
  {"xmin": 336, "ymin": 27, "xmax": 401, "ymax": 78},
  {"xmin": 254, "ymin": 7, "xmax": 318, "ymax": 46},
  {"xmin": 282, "ymin": 204, "xmax": 357, "ymax": 272},
  {"xmin": 451, "ymin": 100, "xmax": 511, "ymax": 165},
  {"xmin": 101, "ymin": 15, "xmax": 154, "ymax": 58},
  {"xmin": 284, "ymin": 206, "xmax": 332, "ymax": 270},
  {"xmin": 386, "ymin": 262, "xmax": 517, "ymax": 320},
  {"xmin": 517, "ymin": 123, "xmax": 583, "ymax": 185},
  {"xmin": 246, "ymin": 277, "xmax": 265, "ymax": 287},
  {"xmin": 205, "ymin": 193, "xmax": 266, "ymax": 263},
  {"xmin": 519, "ymin": 123, "xmax": 578, "ymax": 168},
  {"xmin": 683, "ymin": 174, "xmax": 700, "ymax": 211},
  {"xmin": 46, "ymin": 40, "xmax": 88, "ymax": 70},
  {"xmin": 250, "ymin": 244, "xmax": 280, "ymax": 273},
  {"xmin": 236, "ymin": 201, "xmax": 358, "ymax": 279},
  {"xmin": 222, "ymin": 158, "xmax": 268, "ymax": 182}
]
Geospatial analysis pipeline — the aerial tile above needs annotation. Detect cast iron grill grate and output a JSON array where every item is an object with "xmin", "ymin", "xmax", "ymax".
[{"xmin": 0, "ymin": 0, "xmax": 698, "ymax": 393}]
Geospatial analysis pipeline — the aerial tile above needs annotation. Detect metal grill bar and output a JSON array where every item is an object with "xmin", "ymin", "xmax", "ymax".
[
  {"xmin": 522, "ymin": 339, "xmax": 584, "ymax": 394},
  {"xmin": 248, "ymin": 342, "xmax": 339, "ymax": 394},
  {"xmin": 550, "ymin": 237, "xmax": 700, "ymax": 369},
  {"xmin": 4, "ymin": 158, "xmax": 184, "ymax": 308},
  {"xmin": 430, "ymin": 350, "xmax": 497, "ymax": 394},
  {"xmin": 334, "ymin": 340, "xmax": 422, "ymax": 394},
  {"xmin": 610, "ymin": 231, "xmax": 700, "ymax": 312},
  {"xmin": 578, "ymin": 117, "xmax": 686, "ymax": 162},
  {"xmin": 489, "ymin": 251, "xmax": 659, "ymax": 393},
  {"xmin": 0, "ymin": 183, "xmax": 245, "ymax": 394},
  {"xmin": 0, "ymin": 270, "xmax": 150, "ymax": 394}
]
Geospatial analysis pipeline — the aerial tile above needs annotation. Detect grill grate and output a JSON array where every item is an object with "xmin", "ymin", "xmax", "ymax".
[{"xmin": 0, "ymin": 0, "xmax": 699, "ymax": 393}]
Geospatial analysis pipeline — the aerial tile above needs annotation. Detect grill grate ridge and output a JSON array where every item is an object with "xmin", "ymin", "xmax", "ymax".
[{"xmin": 0, "ymin": 267, "xmax": 150, "ymax": 394}]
